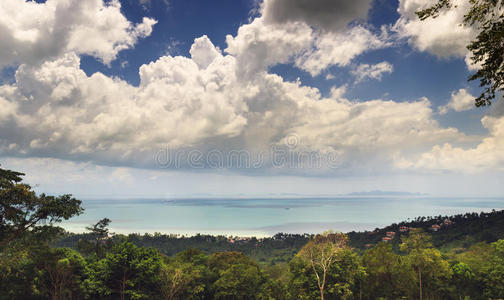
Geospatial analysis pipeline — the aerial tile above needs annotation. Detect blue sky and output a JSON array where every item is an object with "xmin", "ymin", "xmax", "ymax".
[{"xmin": 0, "ymin": 0, "xmax": 503, "ymax": 198}]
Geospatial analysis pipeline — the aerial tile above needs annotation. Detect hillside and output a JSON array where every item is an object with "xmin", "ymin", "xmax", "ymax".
[
  {"xmin": 55, "ymin": 209, "xmax": 504, "ymax": 264},
  {"xmin": 348, "ymin": 209, "xmax": 504, "ymax": 251}
]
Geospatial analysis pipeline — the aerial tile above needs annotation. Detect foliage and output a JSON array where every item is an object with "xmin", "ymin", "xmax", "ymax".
[
  {"xmin": 348, "ymin": 209, "xmax": 504, "ymax": 251},
  {"xmin": 56, "ymin": 232, "xmax": 311, "ymax": 266},
  {"xmin": 400, "ymin": 229, "xmax": 452, "ymax": 300},
  {"xmin": 362, "ymin": 242, "xmax": 415, "ymax": 298},
  {"xmin": 32, "ymin": 247, "xmax": 87, "ymax": 300},
  {"xmin": 291, "ymin": 232, "xmax": 364, "ymax": 300},
  {"xmin": 85, "ymin": 241, "xmax": 163, "ymax": 300},
  {"xmin": 0, "ymin": 166, "xmax": 83, "ymax": 250},
  {"xmin": 77, "ymin": 218, "xmax": 113, "ymax": 258},
  {"xmin": 482, "ymin": 239, "xmax": 504, "ymax": 298},
  {"xmin": 1, "ymin": 165, "xmax": 504, "ymax": 300},
  {"xmin": 208, "ymin": 251, "xmax": 268, "ymax": 299},
  {"xmin": 159, "ymin": 249, "xmax": 209, "ymax": 299}
]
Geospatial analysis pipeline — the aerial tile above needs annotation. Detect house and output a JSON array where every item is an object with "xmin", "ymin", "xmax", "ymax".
[
  {"xmin": 443, "ymin": 219, "xmax": 453, "ymax": 226},
  {"xmin": 431, "ymin": 224, "xmax": 441, "ymax": 232},
  {"xmin": 399, "ymin": 226, "xmax": 409, "ymax": 232},
  {"xmin": 382, "ymin": 237, "xmax": 392, "ymax": 242},
  {"xmin": 365, "ymin": 244, "xmax": 373, "ymax": 248},
  {"xmin": 386, "ymin": 231, "xmax": 396, "ymax": 238}
]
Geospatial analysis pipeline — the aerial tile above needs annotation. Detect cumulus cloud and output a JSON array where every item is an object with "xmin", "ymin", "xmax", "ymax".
[
  {"xmin": 394, "ymin": 0, "xmax": 477, "ymax": 69},
  {"xmin": 438, "ymin": 88, "xmax": 475, "ymax": 114},
  {"xmin": 352, "ymin": 61, "xmax": 393, "ymax": 83},
  {"xmin": 0, "ymin": 34, "xmax": 465, "ymax": 173},
  {"xmin": 397, "ymin": 115, "xmax": 504, "ymax": 173},
  {"xmin": 261, "ymin": 0, "xmax": 373, "ymax": 32},
  {"xmin": 225, "ymin": 18, "xmax": 389, "ymax": 78},
  {"xmin": 0, "ymin": 0, "xmax": 476, "ymax": 175},
  {"xmin": 295, "ymin": 26, "xmax": 390, "ymax": 76},
  {"xmin": 225, "ymin": 17, "xmax": 313, "ymax": 79},
  {"xmin": 226, "ymin": 2, "xmax": 390, "ymax": 78},
  {"xmin": 0, "ymin": 44, "xmax": 248, "ymax": 164},
  {"xmin": 0, "ymin": 0, "xmax": 156, "ymax": 68}
]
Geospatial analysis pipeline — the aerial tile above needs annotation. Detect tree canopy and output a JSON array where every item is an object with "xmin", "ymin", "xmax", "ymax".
[{"xmin": 0, "ymin": 166, "xmax": 83, "ymax": 250}]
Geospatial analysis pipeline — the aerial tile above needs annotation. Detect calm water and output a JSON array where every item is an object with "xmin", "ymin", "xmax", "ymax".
[{"xmin": 61, "ymin": 197, "xmax": 504, "ymax": 237}]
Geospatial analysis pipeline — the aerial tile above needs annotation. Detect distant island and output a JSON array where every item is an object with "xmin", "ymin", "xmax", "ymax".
[{"xmin": 346, "ymin": 190, "xmax": 428, "ymax": 196}]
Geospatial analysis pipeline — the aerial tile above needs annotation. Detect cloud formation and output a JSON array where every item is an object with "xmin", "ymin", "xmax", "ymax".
[
  {"xmin": 397, "ymin": 115, "xmax": 504, "ymax": 173},
  {"xmin": 352, "ymin": 61, "xmax": 394, "ymax": 83},
  {"xmin": 0, "ymin": 0, "xmax": 495, "ymax": 178},
  {"xmin": 0, "ymin": 0, "xmax": 156, "ymax": 68},
  {"xmin": 295, "ymin": 26, "xmax": 390, "ymax": 76},
  {"xmin": 438, "ymin": 88, "xmax": 475, "ymax": 114},
  {"xmin": 394, "ymin": 0, "xmax": 477, "ymax": 68},
  {"xmin": 0, "ymin": 33, "xmax": 464, "ymax": 173},
  {"xmin": 226, "ymin": 15, "xmax": 389, "ymax": 78}
]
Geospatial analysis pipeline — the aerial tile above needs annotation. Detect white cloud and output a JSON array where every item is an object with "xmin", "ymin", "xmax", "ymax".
[
  {"xmin": 295, "ymin": 26, "xmax": 390, "ymax": 76},
  {"xmin": 225, "ymin": 2, "xmax": 390, "ymax": 79},
  {"xmin": 394, "ymin": 0, "xmax": 477, "ymax": 69},
  {"xmin": 225, "ymin": 17, "xmax": 313, "ymax": 79},
  {"xmin": 396, "ymin": 115, "xmax": 504, "ymax": 173},
  {"xmin": 352, "ymin": 61, "xmax": 393, "ymax": 83},
  {"xmin": 438, "ymin": 88, "xmax": 475, "ymax": 114},
  {"xmin": 0, "ymin": 43, "xmax": 248, "ymax": 163},
  {"xmin": 190, "ymin": 35, "xmax": 222, "ymax": 69},
  {"xmin": 0, "ymin": 34, "xmax": 465, "ymax": 173},
  {"xmin": 0, "ymin": 0, "xmax": 156, "ymax": 68},
  {"xmin": 0, "ymin": 0, "xmax": 477, "ymax": 175}
]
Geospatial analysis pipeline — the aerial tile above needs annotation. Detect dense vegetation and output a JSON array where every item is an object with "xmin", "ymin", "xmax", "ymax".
[{"xmin": 2, "ymin": 167, "xmax": 504, "ymax": 299}]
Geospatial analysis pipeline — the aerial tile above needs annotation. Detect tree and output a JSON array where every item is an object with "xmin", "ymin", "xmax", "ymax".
[
  {"xmin": 33, "ymin": 247, "xmax": 87, "ymax": 300},
  {"xmin": 451, "ymin": 262, "xmax": 476, "ymax": 299},
  {"xmin": 77, "ymin": 218, "xmax": 112, "ymax": 258},
  {"xmin": 207, "ymin": 251, "xmax": 267, "ymax": 299},
  {"xmin": 0, "ymin": 167, "xmax": 83, "ymax": 250},
  {"xmin": 295, "ymin": 231, "xmax": 350, "ymax": 300},
  {"xmin": 159, "ymin": 249, "xmax": 209, "ymax": 300},
  {"xmin": 362, "ymin": 242, "xmax": 415, "ymax": 298},
  {"xmin": 86, "ymin": 241, "xmax": 163, "ymax": 300},
  {"xmin": 400, "ymin": 229, "xmax": 452, "ymax": 300},
  {"xmin": 483, "ymin": 239, "xmax": 504, "ymax": 298},
  {"xmin": 0, "ymin": 245, "xmax": 37, "ymax": 299},
  {"xmin": 417, "ymin": 0, "xmax": 504, "ymax": 106}
]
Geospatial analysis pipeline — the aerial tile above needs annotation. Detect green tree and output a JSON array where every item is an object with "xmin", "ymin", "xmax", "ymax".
[
  {"xmin": 292, "ymin": 231, "xmax": 362, "ymax": 300},
  {"xmin": 400, "ymin": 229, "xmax": 452, "ymax": 300},
  {"xmin": 0, "ymin": 246, "xmax": 37, "ymax": 299},
  {"xmin": 451, "ymin": 262, "xmax": 476, "ymax": 299},
  {"xmin": 77, "ymin": 218, "xmax": 112, "ymax": 258},
  {"xmin": 159, "ymin": 249, "xmax": 209, "ymax": 300},
  {"xmin": 417, "ymin": 0, "xmax": 504, "ymax": 106},
  {"xmin": 86, "ymin": 241, "xmax": 162, "ymax": 300},
  {"xmin": 482, "ymin": 239, "xmax": 504, "ymax": 298},
  {"xmin": 0, "ymin": 167, "xmax": 83, "ymax": 250},
  {"xmin": 32, "ymin": 247, "xmax": 87, "ymax": 300},
  {"xmin": 207, "ymin": 251, "xmax": 267, "ymax": 299},
  {"xmin": 362, "ymin": 242, "xmax": 415, "ymax": 298}
]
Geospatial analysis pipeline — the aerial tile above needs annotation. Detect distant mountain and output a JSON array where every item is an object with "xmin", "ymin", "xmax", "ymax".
[{"xmin": 346, "ymin": 190, "xmax": 427, "ymax": 196}]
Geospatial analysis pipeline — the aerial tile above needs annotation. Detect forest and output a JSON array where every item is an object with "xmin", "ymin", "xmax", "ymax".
[{"xmin": 2, "ymin": 167, "xmax": 504, "ymax": 299}]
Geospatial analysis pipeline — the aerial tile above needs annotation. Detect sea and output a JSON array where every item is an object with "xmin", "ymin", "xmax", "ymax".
[{"xmin": 60, "ymin": 197, "xmax": 504, "ymax": 237}]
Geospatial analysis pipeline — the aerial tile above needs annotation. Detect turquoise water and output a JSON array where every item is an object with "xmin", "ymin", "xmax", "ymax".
[{"xmin": 61, "ymin": 197, "xmax": 504, "ymax": 237}]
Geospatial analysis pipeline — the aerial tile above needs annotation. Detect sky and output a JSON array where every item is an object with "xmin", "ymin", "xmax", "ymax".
[{"xmin": 0, "ymin": 0, "xmax": 503, "ymax": 198}]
